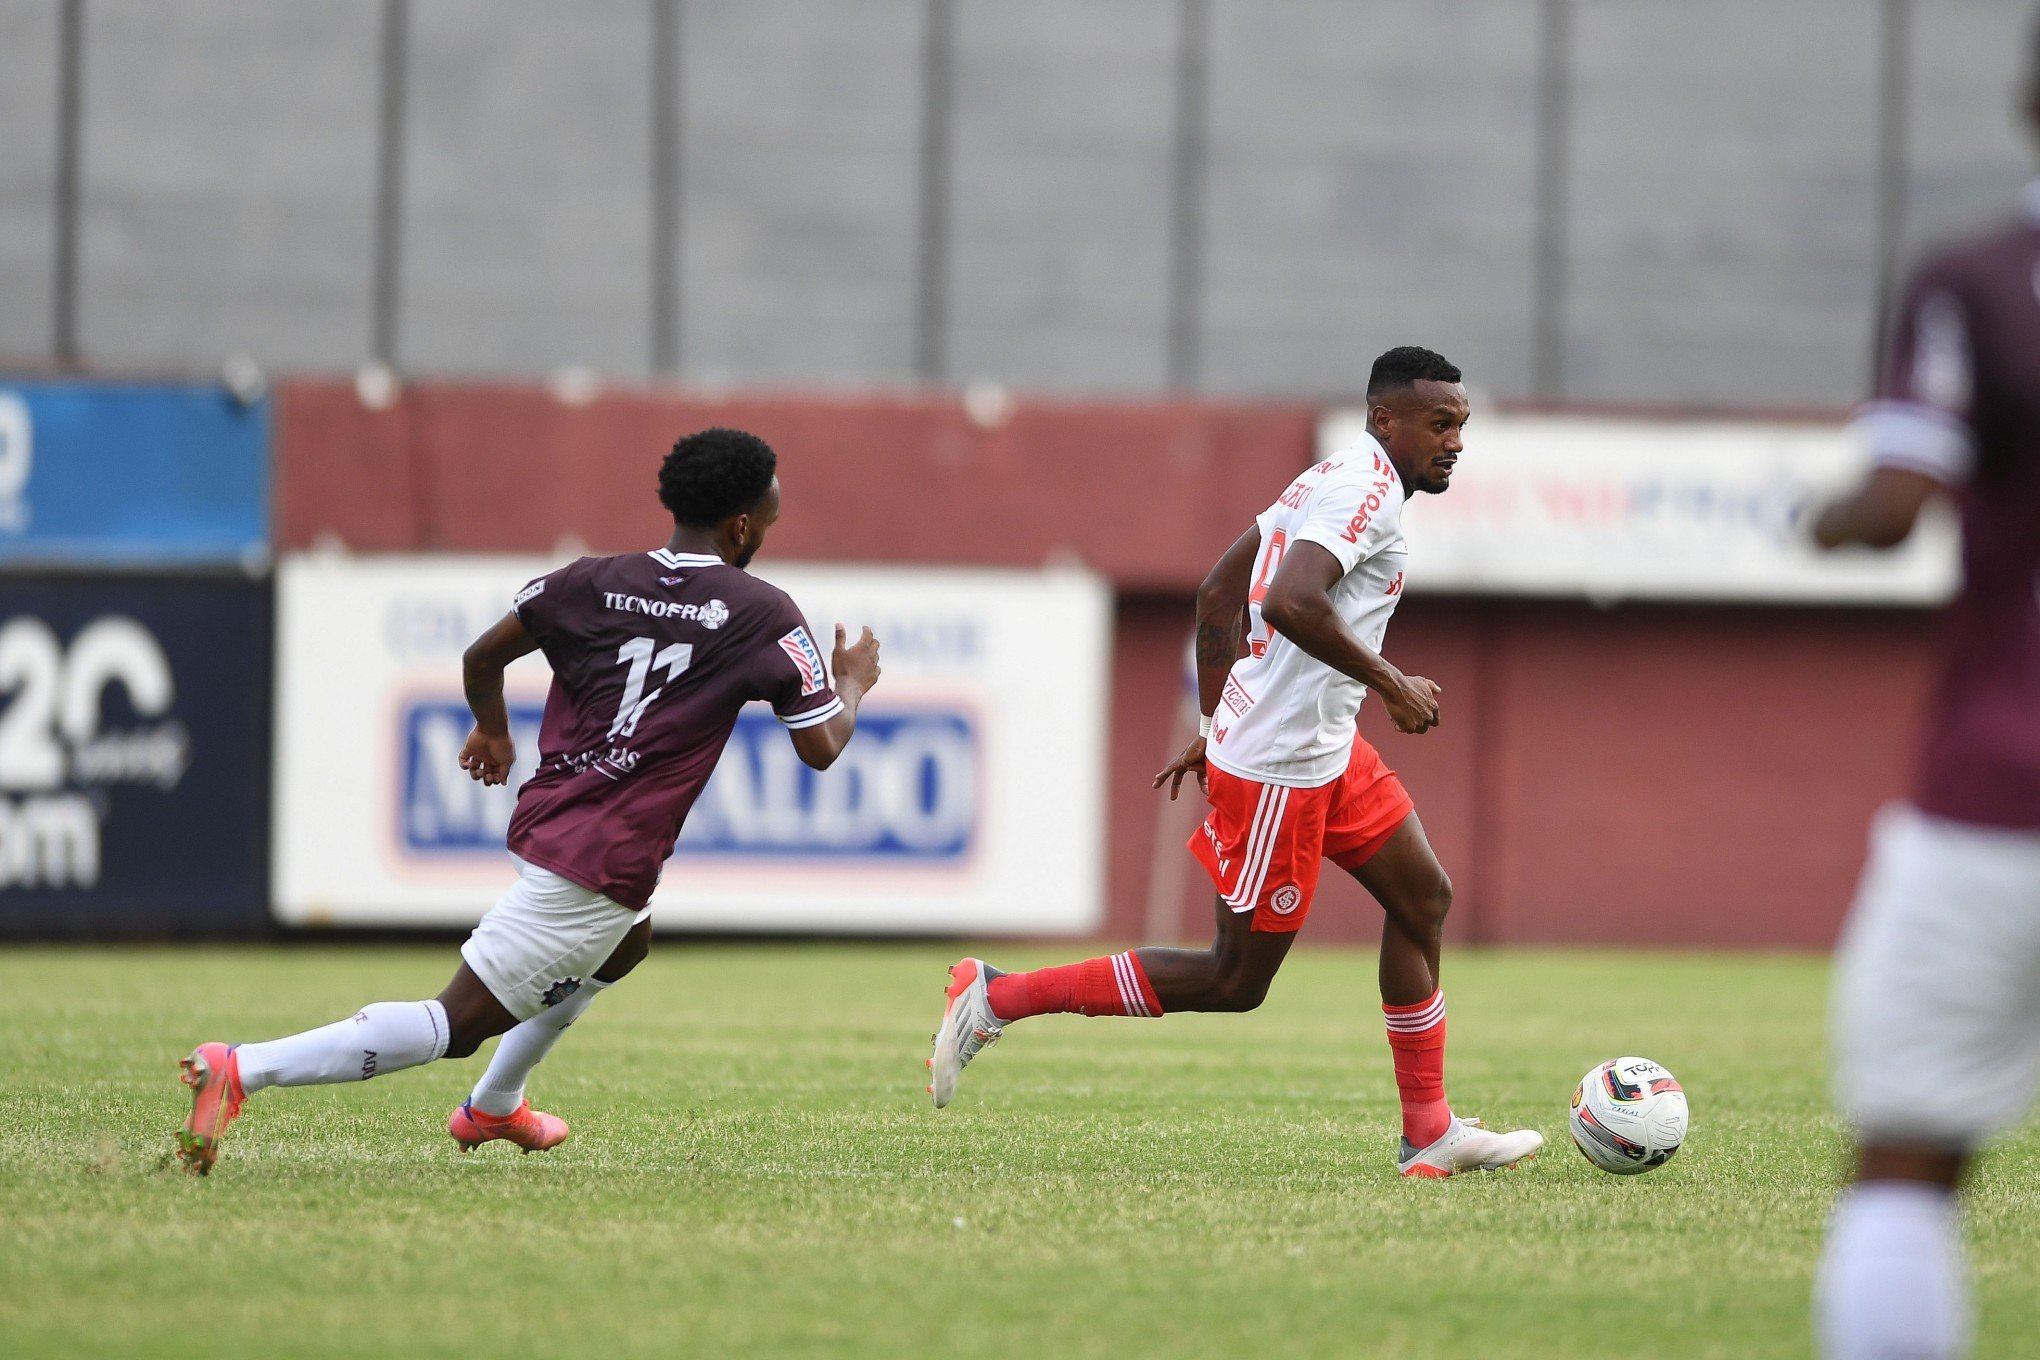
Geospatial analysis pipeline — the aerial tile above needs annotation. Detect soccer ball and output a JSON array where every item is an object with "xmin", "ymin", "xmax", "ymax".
[{"xmin": 1569, "ymin": 1056, "xmax": 1688, "ymax": 1175}]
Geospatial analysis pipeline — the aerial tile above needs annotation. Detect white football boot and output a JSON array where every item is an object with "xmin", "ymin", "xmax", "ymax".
[
  {"xmin": 1397, "ymin": 1116, "xmax": 1544, "ymax": 1178},
  {"xmin": 929, "ymin": 958, "xmax": 1004, "ymax": 1108}
]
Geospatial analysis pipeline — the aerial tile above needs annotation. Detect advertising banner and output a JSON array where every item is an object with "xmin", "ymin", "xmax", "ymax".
[
  {"xmin": 0, "ymin": 575, "xmax": 271, "ymax": 936},
  {"xmin": 0, "ymin": 380, "xmax": 270, "ymax": 567},
  {"xmin": 1316, "ymin": 410, "xmax": 1958, "ymax": 604},
  {"xmin": 272, "ymin": 555, "xmax": 1110, "ymax": 935}
]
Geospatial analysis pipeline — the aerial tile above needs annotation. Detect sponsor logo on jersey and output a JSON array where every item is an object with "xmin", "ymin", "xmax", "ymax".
[
  {"xmin": 513, "ymin": 579, "xmax": 546, "ymax": 609},
  {"xmin": 603, "ymin": 591, "xmax": 731, "ymax": 626},
  {"xmin": 1221, "ymin": 675, "xmax": 1255, "ymax": 717},
  {"xmin": 778, "ymin": 626, "xmax": 827, "ymax": 696},
  {"xmin": 1339, "ymin": 474, "xmax": 1395, "ymax": 543},
  {"xmin": 1269, "ymin": 884, "xmax": 1302, "ymax": 915},
  {"xmin": 1385, "ymin": 571, "xmax": 1404, "ymax": 596}
]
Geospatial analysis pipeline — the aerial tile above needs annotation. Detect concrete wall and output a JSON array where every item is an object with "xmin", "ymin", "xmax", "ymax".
[{"xmin": 4, "ymin": 0, "xmax": 2035, "ymax": 405}]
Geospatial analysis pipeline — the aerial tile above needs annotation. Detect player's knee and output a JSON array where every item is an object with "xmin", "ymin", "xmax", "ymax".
[
  {"xmin": 596, "ymin": 924, "xmax": 651, "ymax": 983},
  {"xmin": 437, "ymin": 994, "xmax": 508, "ymax": 1059},
  {"xmin": 1427, "ymin": 873, "xmax": 1454, "ymax": 925},
  {"xmin": 1209, "ymin": 968, "xmax": 1272, "ymax": 1013},
  {"xmin": 1392, "ymin": 873, "xmax": 1452, "ymax": 936}
]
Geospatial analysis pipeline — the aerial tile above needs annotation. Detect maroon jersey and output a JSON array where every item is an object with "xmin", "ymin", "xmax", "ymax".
[
  {"xmin": 1856, "ymin": 183, "xmax": 2040, "ymax": 829},
  {"xmin": 504, "ymin": 548, "xmax": 843, "ymax": 907}
]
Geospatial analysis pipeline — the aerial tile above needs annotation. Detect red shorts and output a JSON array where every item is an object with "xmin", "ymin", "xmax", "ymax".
[{"xmin": 1189, "ymin": 737, "xmax": 1415, "ymax": 933}]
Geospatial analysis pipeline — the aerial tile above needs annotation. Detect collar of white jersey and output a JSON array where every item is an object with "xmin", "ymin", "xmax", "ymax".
[
  {"xmin": 1351, "ymin": 431, "xmax": 1401, "ymax": 487},
  {"xmin": 2024, "ymin": 180, "xmax": 2040, "ymax": 225},
  {"xmin": 647, "ymin": 548, "xmax": 721, "ymax": 569}
]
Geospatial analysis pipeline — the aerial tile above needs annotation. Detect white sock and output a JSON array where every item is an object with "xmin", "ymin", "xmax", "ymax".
[
  {"xmin": 467, "ymin": 977, "xmax": 611, "ymax": 1116},
  {"xmin": 236, "ymin": 1000, "xmax": 451, "ymax": 1094},
  {"xmin": 1816, "ymin": 1181, "xmax": 1971, "ymax": 1360}
]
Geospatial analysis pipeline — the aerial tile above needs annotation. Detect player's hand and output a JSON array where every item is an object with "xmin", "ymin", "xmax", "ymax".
[
  {"xmin": 832, "ymin": 623, "xmax": 881, "ymax": 696},
  {"xmin": 1381, "ymin": 672, "xmax": 1443, "ymax": 734},
  {"xmin": 1152, "ymin": 736, "xmax": 1208, "ymax": 801},
  {"xmin": 459, "ymin": 726, "xmax": 517, "ymax": 786}
]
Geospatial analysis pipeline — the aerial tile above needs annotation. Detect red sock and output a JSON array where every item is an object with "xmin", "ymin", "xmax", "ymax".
[
  {"xmin": 1384, "ymin": 989, "xmax": 1451, "ymax": 1147},
  {"xmin": 986, "ymin": 952, "xmax": 1164, "ymax": 1021}
]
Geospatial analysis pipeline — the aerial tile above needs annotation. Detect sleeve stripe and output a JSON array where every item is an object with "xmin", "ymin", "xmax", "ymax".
[
  {"xmin": 778, "ymin": 697, "xmax": 846, "ymax": 729},
  {"xmin": 1850, "ymin": 401, "xmax": 1975, "ymax": 487}
]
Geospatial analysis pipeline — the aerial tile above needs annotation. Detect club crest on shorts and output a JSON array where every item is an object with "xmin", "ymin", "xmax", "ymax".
[
  {"xmin": 1270, "ymin": 885, "xmax": 1302, "ymax": 915},
  {"xmin": 540, "ymin": 977, "xmax": 583, "ymax": 1008}
]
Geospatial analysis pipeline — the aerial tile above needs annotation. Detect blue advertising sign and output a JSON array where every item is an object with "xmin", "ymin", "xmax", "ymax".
[
  {"xmin": 398, "ymin": 701, "xmax": 976, "ymax": 862},
  {"xmin": 0, "ymin": 575, "xmax": 272, "ymax": 937},
  {"xmin": 0, "ymin": 381, "xmax": 270, "ymax": 566}
]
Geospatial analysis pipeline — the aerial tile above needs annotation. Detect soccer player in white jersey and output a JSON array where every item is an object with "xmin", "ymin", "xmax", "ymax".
[
  {"xmin": 1810, "ymin": 22, "xmax": 2040, "ymax": 1358},
  {"xmin": 929, "ymin": 347, "xmax": 1542, "ymax": 1178}
]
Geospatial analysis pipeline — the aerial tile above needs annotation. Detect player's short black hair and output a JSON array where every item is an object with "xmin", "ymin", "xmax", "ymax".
[
  {"xmin": 658, "ymin": 427, "xmax": 778, "ymax": 527},
  {"xmin": 1366, "ymin": 346, "xmax": 1463, "ymax": 400}
]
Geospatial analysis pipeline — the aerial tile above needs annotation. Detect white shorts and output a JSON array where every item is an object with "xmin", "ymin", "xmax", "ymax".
[
  {"xmin": 461, "ymin": 857, "xmax": 651, "ymax": 1021},
  {"xmin": 1832, "ymin": 803, "xmax": 2040, "ymax": 1148}
]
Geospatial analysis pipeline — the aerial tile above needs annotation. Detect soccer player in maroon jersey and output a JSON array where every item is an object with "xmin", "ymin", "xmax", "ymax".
[
  {"xmin": 1809, "ymin": 26, "xmax": 2040, "ymax": 1358},
  {"xmin": 175, "ymin": 428, "xmax": 881, "ymax": 1174}
]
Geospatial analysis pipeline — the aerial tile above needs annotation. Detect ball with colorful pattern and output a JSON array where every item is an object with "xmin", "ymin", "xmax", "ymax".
[{"xmin": 1569, "ymin": 1055, "xmax": 1689, "ymax": 1175}]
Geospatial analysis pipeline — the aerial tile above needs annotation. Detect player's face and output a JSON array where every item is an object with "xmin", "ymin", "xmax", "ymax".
[
  {"xmin": 730, "ymin": 478, "xmax": 782, "ymax": 568},
  {"xmin": 1373, "ymin": 380, "xmax": 1469, "ymax": 495}
]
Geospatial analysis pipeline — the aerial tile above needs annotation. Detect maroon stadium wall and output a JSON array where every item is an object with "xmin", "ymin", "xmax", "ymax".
[{"xmin": 277, "ymin": 379, "xmax": 1936, "ymax": 950}]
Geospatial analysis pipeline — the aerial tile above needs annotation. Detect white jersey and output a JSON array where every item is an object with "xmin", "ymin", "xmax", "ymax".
[{"xmin": 1206, "ymin": 437, "xmax": 1410, "ymax": 787}]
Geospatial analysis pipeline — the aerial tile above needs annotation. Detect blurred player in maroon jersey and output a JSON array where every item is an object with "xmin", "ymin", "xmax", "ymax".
[
  {"xmin": 1810, "ymin": 22, "xmax": 2040, "ymax": 1358},
  {"xmin": 174, "ymin": 428, "xmax": 881, "ymax": 1174}
]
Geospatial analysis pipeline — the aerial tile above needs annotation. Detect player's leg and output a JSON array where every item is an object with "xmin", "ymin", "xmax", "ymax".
[
  {"xmin": 1324, "ymin": 743, "xmax": 1538, "ymax": 1176},
  {"xmin": 1816, "ymin": 807, "xmax": 2040, "ymax": 1360},
  {"xmin": 442, "ymin": 864, "xmax": 651, "ymax": 1153},
  {"xmin": 176, "ymin": 859, "xmax": 640, "ymax": 1173},
  {"xmin": 927, "ymin": 896, "xmax": 1298, "ymax": 1107},
  {"xmin": 463, "ymin": 916, "xmax": 650, "ymax": 1120},
  {"xmin": 927, "ymin": 766, "xmax": 1324, "ymax": 1106},
  {"xmin": 175, "ymin": 961, "xmax": 505, "ymax": 1175},
  {"xmin": 1341, "ymin": 814, "xmax": 1453, "ymax": 1146},
  {"xmin": 990, "ymin": 894, "xmax": 1298, "ymax": 1019},
  {"xmin": 1346, "ymin": 813, "xmax": 1449, "ymax": 1005}
]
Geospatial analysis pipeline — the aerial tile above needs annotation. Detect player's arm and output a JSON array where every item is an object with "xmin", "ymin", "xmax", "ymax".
[
  {"xmin": 1154, "ymin": 528, "xmax": 1258, "ymax": 799},
  {"xmin": 1810, "ymin": 467, "xmax": 1943, "ymax": 550},
  {"xmin": 1261, "ymin": 542, "xmax": 1441, "ymax": 734},
  {"xmin": 1194, "ymin": 528, "xmax": 1259, "ymax": 717},
  {"xmin": 1813, "ymin": 268, "xmax": 1971, "ymax": 552},
  {"xmin": 459, "ymin": 611, "xmax": 540, "ymax": 786},
  {"xmin": 787, "ymin": 625, "xmax": 881, "ymax": 771}
]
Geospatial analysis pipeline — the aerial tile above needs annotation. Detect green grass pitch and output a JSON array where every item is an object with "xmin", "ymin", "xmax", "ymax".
[{"xmin": 4, "ymin": 943, "xmax": 2038, "ymax": 1359}]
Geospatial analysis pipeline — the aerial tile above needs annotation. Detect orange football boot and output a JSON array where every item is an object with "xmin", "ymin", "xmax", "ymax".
[
  {"xmin": 176, "ymin": 1042, "xmax": 247, "ymax": 1176},
  {"xmin": 448, "ymin": 1099, "xmax": 569, "ymax": 1154}
]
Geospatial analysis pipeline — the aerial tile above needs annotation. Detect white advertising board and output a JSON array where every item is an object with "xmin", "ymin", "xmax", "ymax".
[
  {"xmin": 1317, "ymin": 410, "xmax": 1959, "ymax": 604},
  {"xmin": 272, "ymin": 555, "xmax": 1110, "ymax": 935}
]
